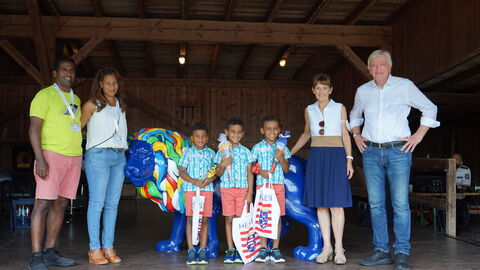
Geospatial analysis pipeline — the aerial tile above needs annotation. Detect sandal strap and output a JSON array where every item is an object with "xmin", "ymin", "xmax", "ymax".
[
  {"xmin": 88, "ymin": 249, "xmax": 108, "ymax": 264},
  {"xmin": 334, "ymin": 249, "xmax": 347, "ymax": 264},
  {"xmin": 316, "ymin": 247, "xmax": 333, "ymax": 263}
]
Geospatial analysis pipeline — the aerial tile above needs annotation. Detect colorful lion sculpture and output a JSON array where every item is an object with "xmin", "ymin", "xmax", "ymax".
[{"xmin": 125, "ymin": 128, "xmax": 190, "ymax": 213}]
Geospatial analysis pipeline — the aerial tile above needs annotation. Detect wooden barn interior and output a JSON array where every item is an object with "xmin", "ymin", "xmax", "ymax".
[{"xmin": 1, "ymin": 0, "xmax": 480, "ymax": 269}]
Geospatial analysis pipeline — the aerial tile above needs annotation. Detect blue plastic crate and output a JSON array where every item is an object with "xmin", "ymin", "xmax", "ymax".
[{"xmin": 11, "ymin": 198, "xmax": 34, "ymax": 229}]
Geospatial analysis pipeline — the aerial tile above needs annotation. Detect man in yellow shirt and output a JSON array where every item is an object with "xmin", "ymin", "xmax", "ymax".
[{"xmin": 28, "ymin": 56, "xmax": 82, "ymax": 270}]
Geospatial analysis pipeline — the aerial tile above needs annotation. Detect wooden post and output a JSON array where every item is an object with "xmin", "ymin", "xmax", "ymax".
[{"xmin": 445, "ymin": 158, "xmax": 456, "ymax": 237}]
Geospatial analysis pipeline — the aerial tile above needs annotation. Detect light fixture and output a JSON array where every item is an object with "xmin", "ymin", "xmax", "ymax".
[
  {"xmin": 279, "ymin": 58, "xmax": 286, "ymax": 67},
  {"xmin": 179, "ymin": 42, "xmax": 186, "ymax": 65},
  {"xmin": 178, "ymin": 56, "xmax": 186, "ymax": 65}
]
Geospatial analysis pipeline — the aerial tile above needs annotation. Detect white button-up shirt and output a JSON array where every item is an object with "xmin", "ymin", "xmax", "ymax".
[{"xmin": 350, "ymin": 75, "xmax": 440, "ymax": 143}]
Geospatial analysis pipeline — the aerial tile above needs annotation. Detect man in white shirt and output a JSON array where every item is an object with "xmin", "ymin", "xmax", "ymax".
[
  {"xmin": 350, "ymin": 50, "xmax": 440, "ymax": 270},
  {"xmin": 452, "ymin": 153, "xmax": 471, "ymax": 192}
]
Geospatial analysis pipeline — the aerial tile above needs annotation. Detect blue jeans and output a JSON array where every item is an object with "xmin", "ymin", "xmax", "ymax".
[
  {"xmin": 85, "ymin": 148, "xmax": 126, "ymax": 250},
  {"xmin": 362, "ymin": 145, "xmax": 412, "ymax": 255}
]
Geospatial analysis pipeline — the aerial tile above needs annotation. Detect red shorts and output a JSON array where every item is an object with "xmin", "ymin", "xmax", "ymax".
[
  {"xmin": 221, "ymin": 188, "xmax": 248, "ymax": 217},
  {"xmin": 256, "ymin": 184, "xmax": 286, "ymax": 216},
  {"xmin": 34, "ymin": 150, "xmax": 82, "ymax": 200},
  {"xmin": 184, "ymin": 191, "xmax": 214, "ymax": 217}
]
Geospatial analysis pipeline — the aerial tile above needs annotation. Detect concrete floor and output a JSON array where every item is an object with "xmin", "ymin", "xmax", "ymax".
[{"xmin": 1, "ymin": 199, "xmax": 480, "ymax": 270}]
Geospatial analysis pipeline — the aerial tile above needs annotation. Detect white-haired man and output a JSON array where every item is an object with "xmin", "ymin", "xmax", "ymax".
[{"xmin": 350, "ymin": 50, "xmax": 440, "ymax": 270}]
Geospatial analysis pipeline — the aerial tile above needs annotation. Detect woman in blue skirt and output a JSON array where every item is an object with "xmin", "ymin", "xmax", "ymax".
[{"xmin": 291, "ymin": 73, "xmax": 353, "ymax": 265}]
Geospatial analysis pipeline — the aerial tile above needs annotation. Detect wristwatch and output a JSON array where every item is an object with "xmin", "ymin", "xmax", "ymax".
[{"xmin": 352, "ymin": 133, "xmax": 360, "ymax": 138}]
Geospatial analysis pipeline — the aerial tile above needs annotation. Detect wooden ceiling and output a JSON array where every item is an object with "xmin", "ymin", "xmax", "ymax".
[
  {"xmin": 0, "ymin": 0, "xmax": 478, "ymax": 94},
  {"xmin": 0, "ymin": 0, "xmax": 410, "ymax": 83}
]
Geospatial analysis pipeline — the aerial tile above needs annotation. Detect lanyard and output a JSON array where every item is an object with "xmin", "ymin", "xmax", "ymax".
[{"xmin": 54, "ymin": 83, "xmax": 75, "ymax": 120}]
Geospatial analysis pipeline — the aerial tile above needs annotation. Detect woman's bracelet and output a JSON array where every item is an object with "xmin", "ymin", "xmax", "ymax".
[{"xmin": 346, "ymin": 155, "xmax": 354, "ymax": 160}]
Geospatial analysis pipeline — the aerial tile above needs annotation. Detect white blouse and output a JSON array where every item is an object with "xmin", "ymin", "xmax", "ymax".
[
  {"xmin": 308, "ymin": 99, "xmax": 343, "ymax": 137},
  {"xmin": 86, "ymin": 99, "xmax": 128, "ymax": 150}
]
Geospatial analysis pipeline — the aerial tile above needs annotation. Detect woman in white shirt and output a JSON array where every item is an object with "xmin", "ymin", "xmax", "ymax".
[
  {"xmin": 291, "ymin": 73, "xmax": 354, "ymax": 265},
  {"xmin": 81, "ymin": 67, "xmax": 128, "ymax": 265}
]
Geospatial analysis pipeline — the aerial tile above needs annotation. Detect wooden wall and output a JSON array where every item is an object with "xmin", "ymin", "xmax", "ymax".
[
  {"xmin": 392, "ymin": 0, "xmax": 480, "ymax": 83},
  {"xmin": 0, "ymin": 79, "xmax": 316, "ymax": 170}
]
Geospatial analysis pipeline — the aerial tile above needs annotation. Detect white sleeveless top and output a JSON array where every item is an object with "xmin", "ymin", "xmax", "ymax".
[
  {"xmin": 86, "ymin": 99, "xmax": 128, "ymax": 150},
  {"xmin": 308, "ymin": 100, "xmax": 343, "ymax": 137}
]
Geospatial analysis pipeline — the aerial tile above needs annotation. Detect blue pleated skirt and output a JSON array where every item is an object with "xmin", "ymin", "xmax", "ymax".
[{"xmin": 303, "ymin": 147, "xmax": 352, "ymax": 208}]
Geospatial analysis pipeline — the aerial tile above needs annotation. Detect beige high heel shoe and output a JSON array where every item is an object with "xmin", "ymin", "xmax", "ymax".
[
  {"xmin": 316, "ymin": 247, "xmax": 333, "ymax": 264},
  {"xmin": 334, "ymin": 248, "xmax": 347, "ymax": 265}
]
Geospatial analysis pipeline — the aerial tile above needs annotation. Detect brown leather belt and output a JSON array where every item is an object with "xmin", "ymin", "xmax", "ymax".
[{"xmin": 365, "ymin": 141, "xmax": 405, "ymax": 149}]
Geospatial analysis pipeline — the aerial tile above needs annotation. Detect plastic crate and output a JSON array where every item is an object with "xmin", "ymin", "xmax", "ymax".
[{"xmin": 10, "ymin": 198, "xmax": 34, "ymax": 229}]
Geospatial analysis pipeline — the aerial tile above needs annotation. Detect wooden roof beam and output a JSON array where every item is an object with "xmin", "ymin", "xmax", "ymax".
[
  {"xmin": 88, "ymin": 0, "xmax": 124, "ymax": 76},
  {"xmin": 67, "ymin": 40, "xmax": 93, "ymax": 76},
  {"xmin": 265, "ymin": 0, "xmax": 284, "ymax": 22},
  {"xmin": 384, "ymin": 0, "xmax": 424, "ymax": 25},
  {"xmin": 265, "ymin": 0, "xmax": 332, "ymax": 80},
  {"xmin": 182, "ymin": 0, "xmax": 190, "ymax": 20},
  {"xmin": 264, "ymin": 45, "xmax": 294, "ymax": 80},
  {"xmin": 344, "ymin": 0, "xmax": 379, "ymax": 25},
  {"xmin": 224, "ymin": 0, "xmax": 237, "ymax": 21},
  {"xmin": 331, "ymin": 0, "xmax": 377, "ymax": 78},
  {"xmin": 236, "ymin": 0, "xmax": 285, "ymax": 81},
  {"xmin": 0, "ymin": 38, "xmax": 46, "ymax": 86},
  {"xmin": 209, "ymin": 44, "xmax": 221, "ymax": 78},
  {"xmin": 426, "ymin": 63, "xmax": 480, "ymax": 91},
  {"xmin": 292, "ymin": 46, "xmax": 330, "ymax": 80},
  {"xmin": 236, "ymin": 45, "xmax": 254, "ymax": 80},
  {"xmin": 71, "ymin": 37, "xmax": 103, "ymax": 66},
  {"xmin": 27, "ymin": 0, "xmax": 51, "ymax": 84},
  {"xmin": 209, "ymin": 0, "xmax": 237, "ymax": 78},
  {"xmin": 334, "ymin": 45, "xmax": 371, "ymax": 80},
  {"xmin": 89, "ymin": 0, "xmax": 103, "ymax": 17},
  {"xmin": 305, "ymin": 0, "xmax": 332, "ymax": 24},
  {"xmin": 138, "ymin": 0, "xmax": 146, "ymax": 19},
  {"xmin": 138, "ymin": 1, "xmax": 154, "ymax": 78},
  {"xmin": 105, "ymin": 40, "xmax": 124, "ymax": 75},
  {"xmin": 0, "ymin": 15, "xmax": 392, "ymax": 47},
  {"xmin": 146, "ymin": 42, "xmax": 155, "ymax": 78},
  {"xmin": 42, "ymin": 0, "xmax": 60, "ymax": 16}
]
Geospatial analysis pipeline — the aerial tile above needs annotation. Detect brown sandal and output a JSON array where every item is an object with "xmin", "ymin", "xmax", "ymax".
[
  {"xmin": 88, "ymin": 249, "xmax": 108, "ymax": 265},
  {"xmin": 102, "ymin": 248, "xmax": 122, "ymax": 263}
]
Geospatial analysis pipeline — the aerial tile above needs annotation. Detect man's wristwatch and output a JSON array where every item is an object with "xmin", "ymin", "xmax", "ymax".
[{"xmin": 352, "ymin": 133, "xmax": 360, "ymax": 138}]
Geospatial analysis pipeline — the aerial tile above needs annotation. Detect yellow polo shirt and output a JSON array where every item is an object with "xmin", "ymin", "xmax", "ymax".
[{"xmin": 30, "ymin": 85, "xmax": 82, "ymax": 156}]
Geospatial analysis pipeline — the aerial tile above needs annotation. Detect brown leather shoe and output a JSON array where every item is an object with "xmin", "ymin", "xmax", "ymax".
[
  {"xmin": 102, "ymin": 248, "xmax": 122, "ymax": 263},
  {"xmin": 88, "ymin": 249, "xmax": 108, "ymax": 265}
]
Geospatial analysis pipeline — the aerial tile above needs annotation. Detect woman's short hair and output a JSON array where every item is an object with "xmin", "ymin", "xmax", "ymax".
[{"xmin": 312, "ymin": 73, "xmax": 332, "ymax": 88}]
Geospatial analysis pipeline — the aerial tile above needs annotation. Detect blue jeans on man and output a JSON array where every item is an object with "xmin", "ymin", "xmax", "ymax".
[
  {"xmin": 362, "ymin": 145, "xmax": 412, "ymax": 255},
  {"xmin": 84, "ymin": 148, "xmax": 126, "ymax": 250}
]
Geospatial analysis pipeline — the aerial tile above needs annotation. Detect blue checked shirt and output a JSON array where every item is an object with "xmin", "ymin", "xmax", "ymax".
[
  {"xmin": 214, "ymin": 144, "xmax": 255, "ymax": 188},
  {"xmin": 178, "ymin": 145, "xmax": 215, "ymax": 192},
  {"xmin": 251, "ymin": 139, "xmax": 291, "ymax": 185}
]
